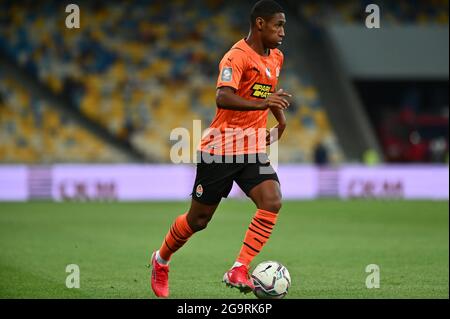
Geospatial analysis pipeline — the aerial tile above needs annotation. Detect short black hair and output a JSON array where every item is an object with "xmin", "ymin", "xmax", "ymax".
[{"xmin": 250, "ymin": 0, "xmax": 284, "ymax": 26}]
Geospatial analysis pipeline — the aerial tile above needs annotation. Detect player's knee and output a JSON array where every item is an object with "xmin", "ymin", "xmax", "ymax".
[
  {"xmin": 190, "ymin": 216, "xmax": 210, "ymax": 232},
  {"xmin": 259, "ymin": 196, "xmax": 282, "ymax": 213},
  {"xmin": 269, "ymin": 199, "xmax": 282, "ymax": 213}
]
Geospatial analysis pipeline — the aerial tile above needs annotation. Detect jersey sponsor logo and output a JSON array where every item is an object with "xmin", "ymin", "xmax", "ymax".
[
  {"xmin": 196, "ymin": 184, "xmax": 203, "ymax": 197},
  {"xmin": 221, "ymin": 67, "xmax": 232, "ymax": 82},
  {"xmin": 251, "ymin": 83, "xmax": 272, "ymax": 99}
]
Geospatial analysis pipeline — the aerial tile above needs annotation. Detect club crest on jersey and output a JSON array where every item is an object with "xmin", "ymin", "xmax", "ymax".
[
  {"xmin": 265, "ymin": 67, "xmax": 271, "ymax": 78},
  {"xmin": 251, "ymin": 83, "xmax": 272, "ymax": 99},
  {"xmin": 195, "ymin": 184, "xmax": 203, "ymax": 197},
  {"xmin": 221, "ymin": 67, "xmax": 232, "ymax": 82}
]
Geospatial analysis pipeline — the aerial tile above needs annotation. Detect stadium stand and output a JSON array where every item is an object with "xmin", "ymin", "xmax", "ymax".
[
  {"xmin": 0, "ymin": 71, "xmax": 129, "ymax": 163},
  {"xmin": 296, "ymin": 0, "xmax": 449, "ymax": 26},
  {"xmin": 0, "ymin": 0, "xmax": 349, "ymax": 163}
]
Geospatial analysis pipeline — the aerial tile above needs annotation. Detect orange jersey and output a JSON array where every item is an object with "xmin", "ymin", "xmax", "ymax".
[{"xmin": 199, "ymin": 39, "xmax": 284, "ymax": 156}]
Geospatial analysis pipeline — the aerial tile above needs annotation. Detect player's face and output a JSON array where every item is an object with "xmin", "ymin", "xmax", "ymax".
[{"xmin": 262, "ymin": 13, "xmax": 286, "ymax": 49}]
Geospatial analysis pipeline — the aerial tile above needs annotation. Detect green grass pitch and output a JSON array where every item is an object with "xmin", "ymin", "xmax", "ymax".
[{"xmin": 0, "ymin": 200, "xmax": 448, "ymax": 299}]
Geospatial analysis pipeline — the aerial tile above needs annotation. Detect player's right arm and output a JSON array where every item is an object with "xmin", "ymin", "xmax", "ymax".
[{"xmin": 216, "ymin": 87, "xmax": 291, "ymax": 111}]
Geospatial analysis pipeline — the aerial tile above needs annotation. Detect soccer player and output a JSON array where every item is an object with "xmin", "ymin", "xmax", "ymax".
[{"xmin": 150, "ymin": 0, "xmax": 291, "ymax": 298}]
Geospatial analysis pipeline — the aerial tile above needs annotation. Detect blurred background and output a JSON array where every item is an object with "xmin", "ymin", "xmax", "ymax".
[{"xmin": 0, "ymin": 0, "xmax": 448, "ymax": 199}]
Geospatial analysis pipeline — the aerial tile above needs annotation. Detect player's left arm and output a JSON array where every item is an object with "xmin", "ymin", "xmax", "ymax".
[
  {"xmin": 267, "ymin": 53, "xmax": 288, "ymax": 145},
  {"xmin": 267, "ymin": 89, "xmax": 289, "ymax": 146}
]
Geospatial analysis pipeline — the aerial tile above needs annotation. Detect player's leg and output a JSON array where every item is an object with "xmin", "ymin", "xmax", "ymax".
[
  {"xmin": 151, "ymin": 154, "xmax": 236, "ymax": 297},
  {"xmin": 247, "ymin": 179, "xmax": 282, "ymax": 212},
  {"xmin": 157, "ymin": 199, "xmax": 219, "ymax": 263},
  {"xmin": 223, "ymin": 162, "xmax": 281, "ymax": 293},
  {"xmin": 186, "ymin": 199, "xmax": 220, "ymax": 232},
  {"xmin": 150, "ymin": 199, "xmax": 219, "ymax": 298},
  {"xmin": 237, "ymin": 179, "xmax": 281, "ymax": 266}
]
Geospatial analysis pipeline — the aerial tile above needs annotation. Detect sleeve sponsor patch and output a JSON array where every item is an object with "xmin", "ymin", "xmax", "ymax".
[{"xmin": 221, "ymin": 67, "xmax": 232, "ymax": 82}]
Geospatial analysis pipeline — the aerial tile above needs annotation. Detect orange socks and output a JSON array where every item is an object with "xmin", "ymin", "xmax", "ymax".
[
  {"xmin": 158, "ymin": 209, "xmax": 278, "ymax": 265},
  {"xmin": 159, "ymin": 213, "xmax": 194, "ymax": 262},
  {"xmin": 236, "ymin": 209, "xmax": 278, "ymax": 266}
]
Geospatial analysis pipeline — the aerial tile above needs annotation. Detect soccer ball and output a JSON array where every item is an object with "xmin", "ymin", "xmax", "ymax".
[{"xmin": 251, "ymin": 261, "xmax": 291, "ymax": 299}]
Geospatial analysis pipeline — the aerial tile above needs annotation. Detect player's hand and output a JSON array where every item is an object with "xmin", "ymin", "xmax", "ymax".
[{"xmin": 261, "ymin": 89, "xmax": 292, "ymax": 111}]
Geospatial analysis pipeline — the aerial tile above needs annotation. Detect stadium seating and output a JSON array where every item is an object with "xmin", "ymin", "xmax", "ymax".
[
  {"xmin": 0, "ymin": 0, "xmax": 347, "ymax": 163},
  {"xmin": 0, "ymin": 72, "xmax": 128, "ymax": 163}
]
